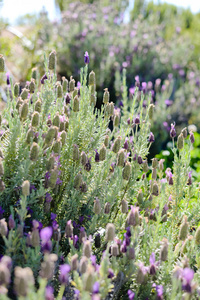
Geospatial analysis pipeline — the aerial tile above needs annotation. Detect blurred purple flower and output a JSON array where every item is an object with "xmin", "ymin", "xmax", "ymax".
[
  {"xmin": 45, "ymin": 286, "xmax": 54, "ymax": 300},
  {"xmin": 128, "ymin": 290, "xmax": 135, "ymax": 300},
  {"xmin": 59, "ymin": 264, "xmax": 71, "ymax": 284},
  {"xmin": 84, "ymin": 51, "xmax": 89, "ymax": 64}
]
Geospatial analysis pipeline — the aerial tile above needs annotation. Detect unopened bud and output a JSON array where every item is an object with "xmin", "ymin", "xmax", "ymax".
[
  {"xmin": 45, "ymin": 127, "xmax": 56, "ymax": 145},
  {"xmin": 0, "ymin": 54, "xmax": 5, "ymax": 72},
  {"xmin": 48, "ymin": 50, "xmax": 56, "ymax": 70},
  {"xmin": 128, "ymin": 247, "xmax": 135, "ymax": 260},
  {"xmin": 52, "ymin": 139, "xmax": 61, "ymax": 155},
  {"xmin": 0, "ymin": 219, "xmax": 8, "ymax": 236},
  {"xmin": 83, "ymin": 266, "xmax": 94, "ymax": 292},
  {"xmin": 149, "ymin": 104, "xmax": 154, "ymax": 120},
  {"xmin": 143, "ymin": 160, "xmax": 149, "ymax": 173},
  {"xmin": 83, "ymin": 240, "xmax": 92, "ymax": 258},
  {"xmin": 195, "ymin": 227, "xmax": 200, "ymax": 245},
  {"xmin": 0, "ymin": 262, "xmax": 10, "ymax": 286},
  {"xmin": 111, "ymin": 243, "xmax": 119, "ymax": 257},
  {"xmin": 103, "ymin": 88, "xmax": 109, "ymax": 104},
  {"xmin": 14, "ymin": 267, "xmax": 34, "ymax": 297},
  {"xmin": 159, "ymin": 159, "xmax": 165, "ymax": 171},
  {"xmin": 0, "ymin": 179, "xmax": 5, "ymax": 192},
  {"xmin": 121, "ymin": 199, "xmax": 128, "ymax": 213},
  {"xmin": 71, "ymin": 254, "xmax": 79, "ymax": 271},
  {"xmin": 152, "ymin": 158, "xmax": 158, "ymax": 168},
  {"xmin": 105, "ymin": 223, "xmax": 115, "ymax": 241},
  {"xmin": 65, "ymin": 220, "xmax": 73, "ymax": 238},
  {"xmin": 20, "ymin": 88, "xmax": 29, "ymax": 100},
  {"xmin": 73, "ymin": 144, "xmax": 79, "ymax": 161},
  {"xmin": 190, "ymin": 131, "xmax": 195, "ymax": 144},
  {"xmin": 60, "ymin": 131, "xmax": 67, "ymax": 146},
  {"xmin": 181, "ymin": 127, "xmax": 188, "ymax": 139},
  {"xmin": 31, "ymin": 67, "xmax": 37, "ymax": 80},
  {"xmin": 112, "ymin": 137, "xmax": 121, "ymax": 153},
  {"xmin": 56, "ymin": 82, "xmax": 63, "ymax": 99},
  {"xmin": 73, "ymin": 88, "xmax": 78, "ymax": 98},
  {"xmin": 69, "ymin": 76, "xmax": 75, "ymax": 92},
  {"xmin": 30, "ymin": 142, "xmax": 39, "ymax": 161},
  {"xmin": 40, "ymin": 254, "xmax": 57, "ymax": 280},
  {"xmin": 177, "ymin": 133, "xmax": 184, "ymax": 150},
  {"xmin": 152, "ymin": 168, "xmax": 157, "ymax": 180},
  {"xmin": 79, "ymin": 256, "xmax": 88, "ymax": 274},
  {"xmin": 114, "ymin": 114, "xmax": 120, "ymax": 127},
  {"xmin": 29, "ymin": 78, "xmax": 35, "ymax": 93},
  {"xmin": 94, "ymin": 198, "xmax": 101, "ymax": 214},
  {"xmin": 62, "ymin": 76, "xmax": 68, "ymax": 93},
  {"xmin": 20, "ymin": 101, "xmax": 29, "ymax": 120},
  {"xmin": 0, "ymin": 159, "xmax": 4, "ymax": 176},
  {"xmin": 127, "ymin": 206, "xmax": 140, "ymax": 226},
  {"xmin": 152, "ymin": 182, "xmax": 159, "ymax": 196},
  {"xmin": 22, "ymin": 180, "xmax": 30, "ymax": 196},
  {"xmin": 48, "ymin": 167, "xmax": 58, "ymax": 188},
  {"xmin": 104, "ymin": 202, "xmax": 111, "ymax": 214},
  {"xmin": 53, "ymin": 113, "xmax": 60, "ymax": 127},
  {"xmin": 90, "ymin": 94, "xmax": 96, "ymax": 106},
  {"xmin": 31, "ymin": 111, "xmax": 40, "ymax": 127},
  {"xmin": 73, "ymin": 95, "xmax": 79, "ymax": 112},
  {"xmin": 14, "ymin": 83, "xmax": 20, "ymax": 97},
  {"xmin": 117, "ymin": 149, "xmax": 125, "ymax": 167},
  {"xmin": 81, "ymin": 151, "xmax": 87, "ymax": 166},
  {"xmin": 99, "ymin": 144, "xmax": 106, "ymax": 161},
  {"xmin": 104, "ymin": 135, "xmax": 109, "ymax": 147},
  {"xmin": 122, "ymin": 161, "xmax": 131, "ymax": 180},
  {"xmin": 8, "ymin": 215, "xmax": 15, "ymax": 229},
  {"xmin": 137, "ymin": 189, "xmax": 143, "ymax": 205},
  {"xmin": 179, "ymin": 216, "xmax": 189, "ymax": 241},
  {"xmin": 89, "ymin": 71, "xmax": 96, "ymax": 86},
  {"xmin": 46, "ymin": 155, "xmax": 55, "ymax": 170},
  {"xmin": 31, "ymin": 229, "xmax": 40, "ymax": 247},
  {"xmin": 160, "ymin": 238, "xmax": 168, "ymax": 261},
  {"xmin": 74, "ymin": 173, "xmax": 82, "ymax": 189},
  {"xmin": 34, "ymin": 99, "xmax": 42, "ymax": 112}
]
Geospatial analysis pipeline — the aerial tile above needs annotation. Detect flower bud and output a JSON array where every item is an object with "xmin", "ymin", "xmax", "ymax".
[
  {"xmin": 94, "ymin": 198, "xmax": 101, "ymax": 214},
  {"xmin": 148, "ymin": 104, "xmax": 154, "ymax": 120},
  {"xmin": 143, "ymin": 160, "xmax": 149, "ymax": 173},
  {"xmin": 69, "ymin": 76, "xmax": 75, "ymax": 92},
  {"xmin": 95, "ymin": 233, "xmax": 101, "ymax": 248},
  {"xmin": 105, "ymin": 223, "xmax": 115, "ymax": 241},
  {"xmin": 53, "ymin": 113, "xmax": 60, "ymax": 127},
  {"xmin": 83, "ymin": 266, "xmax": 94, "ymax": 292},
  {"xmin": 65, "ymin": 220, "xmax": 73, "ymax": 238},
  {"xmin": 152, "ymin": 182, "xmax": 159, "ymax": 196},
  {"xmin": 0, "ymin": 219, "xmax": 8, "ymax": 236},
  {"xmin": 14, "ymin": 267, "xmax": 34, "ymax": 297},
  {"xmin": 137, "ymin": 189, "xmax": 143, "ymax": 205},
  {"xmin": 0, "ymin": 179, "xmax": 5, "ymax": 192},
  {"xmin": 30, "ymin": 142, "xmax": 39, "ymax": 161},
  {"xmin": 104, "ymin": 202, "xmax": 111, "ymax": 214},
  {"xmin": 159, "ymin": 159, "xmax": 165, "ymax": 171},
  {"xmin": 103, "ymin": 88, "xmax": 110, "ymax": 104},
  {"xmin": 31, "ymin": 67, "xmax": 37, "ymax": 80},
  {"xmin": 79, "ymin": 256, "xmax": 88, "ymax": 274},
  {"xmin": 62, "ymin": 76, "xmax": 68, "ymax": 93},
  {"xmin": 31, "ymin": 228, "xmax": 40, "ymax": 247},
  {"xmin": 73, "ymin": 88, "xmax": 78, "ymax": 98},
  {"xmin": 45, "ymin": 127, "xmax": 56, "ymax": 145},
  {"xmin": 0, "ymin": 262, "xmax": 10, "ymax": 286},
  {"xmin": 111, "ymin": 243, "xmax": 119, "ymax": 256},
  {"xmin": 0, "ymin": 54, "xmax": 5, "ymax": 72},
  {"xmin": 182, "ymin": 127, "xmax": 187, "ymax": 138},
  {"xmin": 127, "ymin": 206, "xmax": 140, "ymax": 226},
  {"xmin": 152, "ymin": 158, "xmax": 158, "ymax": 168},
  {"xmin": 195, "ymin": 227, "xmax": 200, "ymax": 245},
  {"xmin": 73, "ymin": 95, "xmax": 79, "ymax": 112},
  {"xmin": 104, "ymin": 135, "xmax": 109, "ymax": 147},
  {"xmin": 179, "ymin": 216, "xmax": 188, "ymax": 241},
  {"xmin": 112, "ymin": 136, "xmax": 121, "ymax": 153},
  {"xmin": 117, "ymin": 149, "xmax": 125, "ymax": 167},
  {"xmin": 31, "ymin": 111, "xmax": 40, "ymax": 127},
  {"xmin": 152, "ymin": 168, "xmax": 157, "ymax": 180},
  {"xmin": 99, "ymin": 144, "xmax": 106, "ymax": 161},
  {"xmin": 60, "ymin": 131, "xmax": 67, "ymax": 146},
  {"xmin": 122, "ymin": 161, "xmax": 131, "ymax": 180},
  {"xmin": 109, "ymin": 102, "xmax": 114, "ymax": 116},
  {"xmin": 83, "ymin": 240, "xmax": 92, "ymax": 258},
  {"xmin": 46, "ymin": 155, "xmax": 55, "ymax": 171},
  {"xmin": 56, "ymin": 82, "xmax": 63, "ymax": 99},
  {"xmin": 20, "ymin": 101, "xmax": 29, "ymax": 120},
  {"xmin": 16, "ymin": 97, "xmax": 23, "ymax": 111},
  {"xmin": 177, "ymin": 133, "xmax": 184, "ymax": 150},
  {"xmin": 89, "ymin": 71, "xmax": 96, "ymax": 86},
  {"xmin": 40, "ymin": 254, "xmax": 58, "ymax": 280},
  {"xmin": 0, "ymin": 159, "xmax": 4, "ymax": 176},
  {"xmin": 121, "ymin": 199, "xmax": 128, "ymax": 213},
  {"xmin": 20, "ymin": 88, "xmax": 29, "ymax": 100},
  {"xmin": 91, "ymin": 84, "xmax": 96, "ymax": 94},
  {"xmin": 8, "ymin": 215, "xmax": 15, "ymax": 229},
  {"xmin": 190, "ymin": 131, "xmax": 195, "ymax": 144},
  {"xmin": 137, "ymin": 156, "xmax": 143, "ymax": 164},
  {"xmin": 160, "ymin": 238, "xmax": 168, "ymax": 261},
  {"xmin": 81, "ymin": 151, "xmax": 87, "ymax": 166},
  {"xmin": 114, "ymin": 114, "xmax": 120, "ymax": 127},
  {"xmin": 136, "ymin": 263, "xmax": 148, "ymax": 284},
  {"xmin": 74, "ymin": 173, "xmax": 82, "ymax": 189},
  {"xmin": 22, "ymin": 180, "xmax": 30, "ymax": 197},
  {"xmin": 52, "ymin": 139, "xmax": 61, "ymax": 155},
  {"xmin": 128, "ymin": 247, "xmax": 135, "ymax": 260},
  {"xmin": 14, "ymin": 83, "xmax": 20, "ymax": 97},
  {"xmin": 71, "ymin": 254, "xmax": 79, "ymax": 271},
  {"xmin": 34, "ymin": 98, "xmax": 42, "ymax": 112},
  {"xmin": 48, "ymin": 50, "xmax": 56, "ymax": 70},
  {"xmin": 73, "ymin": 144, "xmax": 79, "ymax": 161},
  {"xmin": 90, "ymin": 94, "xmax": 96, "ymax": 106},
  {"xmin": 29, "ymin": 78, "xmax": 35, "ymax": 93}
]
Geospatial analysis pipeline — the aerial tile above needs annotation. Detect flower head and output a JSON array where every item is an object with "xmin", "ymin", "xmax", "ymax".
[{"xmin": 84, "ymin": 51, "xmax": 90, "ymax": 64}]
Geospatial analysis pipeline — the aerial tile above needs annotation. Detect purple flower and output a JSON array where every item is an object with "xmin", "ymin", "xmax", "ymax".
[
  {"xmin": 0, "ymin": 207, "xmax": 5, "ymax": 219},
  {"xmin": 8, "ymin": 215, "xmax": 15, "ymax": 229},
  {"xmin": 128, "ymin": 290, "xmax": 135, "ymax": 300},
  {"xmin": 65, "ymin": 93, "xmax": 71, "ymax": 104},
  {"xmin": 165, "ymin": 99, "xmax": 173, "ymax": 107},
  {"xmin": 170, "ymin": 123, "xmax": 176, "ymax": 138},
  {"xmin": 156, "ymin": 285, "xmax": 163, "ymax": 300},
  {"xmin": 40, "ymin": 227, "xmax": 52, "ymax": 241},
  {"xmin": 73, "ymin": 235, "xmax": 79, "ymax": 248},
  {"xmin": 190, "ymin": 131, "xmax": 195, "ymax": 144},
  {"xmin": 51, "ymin": 213, "xmax": 57, "ymax": 221},
  {"xmin": 119, "ymin": 101, "xmax": 123, "ymax": 107},
  {"xmin": 59, "ymin": 264, "xmax": 71, "ymax": 284},
  {"xmin": 41, "ymin": 74, "xmax": 47, "ymax": 84},
  {"xmin": 149, "ymin": 252, "xmax": 158, "ymax": 275},
  {"xmin": 45, "ymin": 193, "xmax": 52, "ymax": 203},
  {"xmin": 6, "ymin": 72, "xmax": 10, "ymax": 85},
  {"xmin": 108, "ymin": 268, "xmax": 114, "ymax": 278},
  {"xmin": 74, "ymin": 289, "xmax": 80, "ymax": 300},
  {"xmin": 182, "ymin": 268, "xmax": 194, "ymax": 293},
  {"xmin": 148, "ymin": 132, "xmax": 155, "ymax": 143},
  {"xmin": 187, "ymin": 171, "xmax": 192, "ymax": 185},
  {"xmin": 45, "ymin": 286, "xmax": 54, "ymax": 300},
  {"xmin": 56, "ymin": 177, "xmax": 63, "ymax": 185},
  {"xmin": 84, "ymin": 51, "xmax": 90, "ymax": 64},
  {"xmin": 93, "ymin": 282, "xmax": 100, "ymax": 294}
]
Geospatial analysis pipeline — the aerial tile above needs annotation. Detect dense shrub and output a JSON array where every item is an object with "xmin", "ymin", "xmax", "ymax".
[{"xmin": 0, "ymin": 51, "xmax": 200, "ymax": 299}]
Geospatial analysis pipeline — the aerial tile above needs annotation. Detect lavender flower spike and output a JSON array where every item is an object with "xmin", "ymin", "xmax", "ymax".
[{"xmin": 84, "ymin": 51, "xmax": 90, "ymax": 64}]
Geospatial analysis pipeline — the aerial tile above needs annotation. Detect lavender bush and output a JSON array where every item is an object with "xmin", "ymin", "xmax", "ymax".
[{"xmin": 0, "ymin": 51, "xmax": 200, "ymax": 300}]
